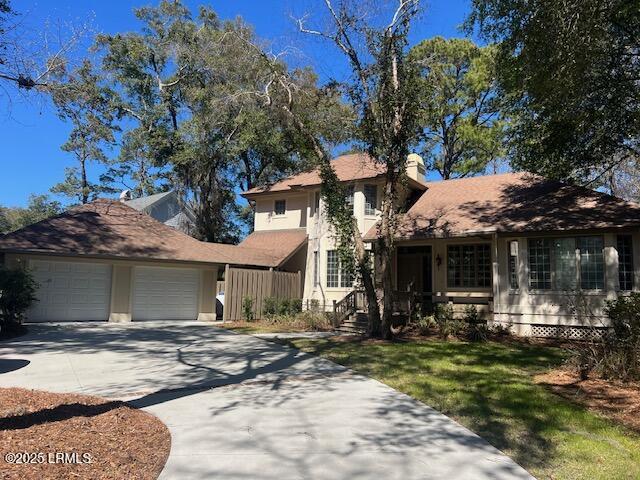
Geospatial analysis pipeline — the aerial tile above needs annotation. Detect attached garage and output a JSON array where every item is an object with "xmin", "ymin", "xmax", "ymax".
[
  {"xmin": 132, "ymin": 266, "xmax": 199, "ymax": 321},
  {"xmin": 28, "ymin": 260, "xmax": 112, "ymax": 322},
  {"xmin": 0, "ymin": 199, "xmax": 280, "ymax": 324}
]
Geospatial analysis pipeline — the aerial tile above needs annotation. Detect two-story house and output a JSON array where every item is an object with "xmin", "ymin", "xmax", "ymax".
[
  {"xmin": 243, "ymin": 152, "xmax": 640, "ymax": 338},
  {"xmin": 240, "ymin": 152, "xmax": 428, "ymax": 307}
]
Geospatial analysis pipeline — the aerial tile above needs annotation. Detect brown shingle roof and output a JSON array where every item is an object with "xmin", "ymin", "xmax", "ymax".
[
  {"xmin": 241, "ymin": 153, "xmax": 425, "ymax": 197},
  {"xmin": 0, "ymin": 200, "xmax": 285, "ymax": 267},
  {"xmin": 365, "ymin": 172, "xmax": 640, "ymax": 240},
  {"xmin": 239, "ymin": 229, "xmax": 308, "ymax": 267}
]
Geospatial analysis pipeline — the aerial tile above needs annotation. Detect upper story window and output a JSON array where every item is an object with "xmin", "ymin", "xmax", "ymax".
[
  {"xmin": 314, "ymin": 191, "xmax": 321, "ymax": 216},
  {"xmin": 274, "ymin": 199, "xmax": 286, "ymax": 216},
  {"xmin": 527, "ymin": 236, "xmax": 603, "ymax": 290},
  {"xmin": 447, "ymin": 244, "xmax": 491, "ymax": 288},
  {"xmin": 617, "ymin": 234, "xmax": 634, "ymax": 291},
  {"xmin": 345, "ymin": 185, "xmax": 355, "ymax": 211},
  {"xmin": 364, "ymin": 184, "xmax": 378, "ymax": 216}
]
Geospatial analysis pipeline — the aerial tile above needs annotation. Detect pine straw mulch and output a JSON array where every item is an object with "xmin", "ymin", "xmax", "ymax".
[
  {"xmin": 0, "ymin": 388, "xmax": 170, "ymax": 480},
  {"xmin": 535, "ymin": 369, "xmax": 640, "ymax": 433}
]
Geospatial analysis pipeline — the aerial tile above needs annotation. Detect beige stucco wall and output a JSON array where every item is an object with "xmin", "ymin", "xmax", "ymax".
[
  {"xmin": 4, "ymin": 253, "xmax": 220, "ymax": 323},
  {"xmin": 198, "ymin": 268, "xmax": 218, "ymax": 321},
  {"xmin": 109, "ymin": 265, "xmax": 133, "ymax": 322},
  {"xmin": 254, "ymin": 194, "xmax": 308, "ymax": 231}
]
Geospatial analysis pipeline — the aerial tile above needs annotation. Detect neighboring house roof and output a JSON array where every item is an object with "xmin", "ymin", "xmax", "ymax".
[
  {"xmin": 124, "ymin": 191, "xmax": 174, "ymax": 211},
  {"xmin": 365, "ymin": 172, "xmax": 640, "ymax": 240},
  {"xmin": 241, "ymin": 153, "xmax": 427, "ymax": 198},
  {"xmin": 0, "ymin": 200, "xmax": 286, "ymax": 268},
  {"xmin": 239, "ymin": 229, "xmax": 308, "ymax": 267}
]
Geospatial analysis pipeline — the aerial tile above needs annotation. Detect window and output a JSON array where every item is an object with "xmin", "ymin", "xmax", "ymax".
[
  {"xmin": 345, "ymin": 185, "xmax": 355, "ymax": 210},
  {"xmin": 447, "ymin": 244, "xmax": 491, "ymax": 288},
  {"xmin": 341, "ymin": 263, "xmax": 354, "ymax": 288},
  {"xmin": 527, "ymin": 236, "xmax": 603, "ymax": 290},
  {"xmin": 326, "ymin": 250, "xmax": 353, "ymax": 288},
  {"xmin": 364, "ymin": 184, "xmax": 378, "ymax": 215},
  {"xmin": 314, "ymin": 191, "xmax": 321, "ymax": 216},
  {"xmin": 508, "ymin": 240, "xmax": 519, "ymax": 289},
  {"xmin": 313, "ymin": 251, "xmax": 320, "ymax": 287},
  {"xmin": 553, "ymin": 238, "xmax": 577, "ymax": 290},
  {"xmin": 618, "ymin": 235, "xmax": 634, "ymax": 291},
  {"xmin": 579, "ymin": 236, "xmax": 604, "ymax": 290},
  {"xmin": 326, "ymin": 250, "xmax": 339, "ymax": 288},
  {"xmin": 274, "ymin": 199, "xmax": 286, "ymax": 216},
  {"xmin": 528, "ymin": 238, "xmax": 552, "ymax": 289}
]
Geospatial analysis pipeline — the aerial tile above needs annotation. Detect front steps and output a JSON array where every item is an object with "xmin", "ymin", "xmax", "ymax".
[{"xmin": 335, "ymin": 311, "xmax": 368, "ymax": 335}]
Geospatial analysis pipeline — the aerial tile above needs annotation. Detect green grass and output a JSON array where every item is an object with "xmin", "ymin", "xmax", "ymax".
[{"xmin": 281, "ymin": 337, "xmax": 640, "ymax": 480}]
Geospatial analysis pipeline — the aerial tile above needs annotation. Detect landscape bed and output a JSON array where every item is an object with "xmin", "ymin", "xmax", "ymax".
[{"xmin": 0, "ymin": 388, "xmax": 170, "ymax": 480}]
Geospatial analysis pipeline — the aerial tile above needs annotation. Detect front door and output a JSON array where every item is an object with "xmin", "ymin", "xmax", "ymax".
[{"xmin": 397, "ymin": 246, "xmax": 432, "ymax": 292}]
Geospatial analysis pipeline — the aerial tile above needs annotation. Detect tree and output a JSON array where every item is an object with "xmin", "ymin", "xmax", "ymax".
[
  {"xmin": 0, "ymin": 194, "xmax": 62, "ymax": 234},
  {"xmin": 467, "ymin": 0, "xmax": 640, "ymax": 185},
  {"xmin": 255, "ymin": 0, "xmax": 422, "ymax": 339},
  {"xmin": 50, "ymin": 60, "xmax": 118, "ymax": 204},
  {"xmin": 95, "ymin": 6, "xmax": 179, "ymax": 200},
  {"xmin": 409, "ymin": 37, "xmax": 508, "ymax": 179}
]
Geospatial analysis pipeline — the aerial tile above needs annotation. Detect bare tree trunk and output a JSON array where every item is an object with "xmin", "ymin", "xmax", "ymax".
[{"xmin": 80, "ymin": 157, "xmax": 88, "ymax": 204}]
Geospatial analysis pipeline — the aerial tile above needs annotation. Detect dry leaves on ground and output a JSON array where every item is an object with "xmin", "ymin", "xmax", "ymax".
[{"xmin": 536, "ymin": 369, "xmax": 640, "ymax": 432}]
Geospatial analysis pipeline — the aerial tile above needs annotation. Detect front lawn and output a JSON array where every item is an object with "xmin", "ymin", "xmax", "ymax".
[{"xmin": 280, "ymin": 337, "xmax": 640, "ymax": 480}]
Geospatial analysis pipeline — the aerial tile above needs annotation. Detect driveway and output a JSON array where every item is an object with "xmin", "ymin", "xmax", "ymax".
[{"xmin": 0, "ymin": 323, "xmax": 533, "ymax": 479}]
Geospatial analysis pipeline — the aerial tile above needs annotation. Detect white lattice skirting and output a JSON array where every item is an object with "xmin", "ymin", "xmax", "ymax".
[{"xmin": 530, "ymin": 324, "xmax": 609, "ymax": 340}]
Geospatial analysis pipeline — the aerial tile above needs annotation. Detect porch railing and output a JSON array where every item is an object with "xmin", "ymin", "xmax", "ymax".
[{"xmin": 332, "ymin": 289, "xmax": 366, "ymax": 326}]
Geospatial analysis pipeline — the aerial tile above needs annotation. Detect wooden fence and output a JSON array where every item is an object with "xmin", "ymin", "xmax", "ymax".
[{"xmin": 221, "ymin": 266, "xmax": 302, "ymax": 321}]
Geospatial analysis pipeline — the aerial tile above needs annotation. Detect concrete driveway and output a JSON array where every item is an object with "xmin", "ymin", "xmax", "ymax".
[{"xmin": 0, "ymin": 322, "xmax": 533, "ymax": 479}]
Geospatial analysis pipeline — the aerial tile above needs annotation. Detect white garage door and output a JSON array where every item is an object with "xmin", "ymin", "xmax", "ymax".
[
  {"xmin": 28, "ymin": 260, "xmax": 112, "ymax": 322},
  {"xmin": 133, "ymin": 266, "xmax": 199, "ymax": 321}
]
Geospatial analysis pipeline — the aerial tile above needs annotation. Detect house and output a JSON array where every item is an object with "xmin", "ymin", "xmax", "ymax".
[
  {"xmin": 123, "ymin": 190, "xmax": 196, "ymax": 235},
  {"xmin": 242, "ymin": 153, "xmax": 640, "ymax": 337},
  {"xmin": 241, "ymin": 153, "xmax": 427, "ymax": 307},
  {"xmin": 0, "ymin": 200, "xmax": 300, "ymax": 323},
  {"xmin": 3, "ymin": 153, "xmax": 640, "ymax": 335}
]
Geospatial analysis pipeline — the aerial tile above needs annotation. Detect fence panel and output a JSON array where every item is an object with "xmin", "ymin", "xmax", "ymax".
[{"xmin": 222, "ymin": 268, "xmax": 301, "ymax": 321}]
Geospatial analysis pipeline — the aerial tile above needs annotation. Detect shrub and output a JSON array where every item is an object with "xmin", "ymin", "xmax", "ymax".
[
  {"xmin": 413, "ymin": 314, "xmax": 435, "ymax": 336},
  {"xmin": 241, "ymin": 296, "xmax": 255, "ymax": 322},
  {"xmin": 0, "ymin": 267, "xmax": 38, "ymax": 332},
  {"xmin": 289, "ymin": 298, "xmax": 303, "ymax": 315},
  {"xmin": 434, "ymin": 303, "xmax": 462, "ymax": 339},
  {"xmin": 266, "ymin": 310, "xmax": 332, "ymax": 331},
  {"xmin": 309, "ymin": 299, "xmax": 320, "ymax": 312},
  {"xmin": 463, "ymin": 305, "xmax": 488, "ymax": 342},
  {"xmin": 278, "ymin": 298, "xmax": 291, "ymax": 316},
  {"xmin": 262, "ymin": 297, "xmax": 278, "ymax": 319},
  {"xmin": 570, "ymin": 293, "xmax": 640, "ymax": 381}
]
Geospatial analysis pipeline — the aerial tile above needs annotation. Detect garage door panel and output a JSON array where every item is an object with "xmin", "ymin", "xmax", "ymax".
[
  {"xmin": 133, "ymin": 266, "xmax": 199, "ymax": 321},
  {"xmin": 28, "ymin": 261, "xmax": 112, "ymax": 322}
]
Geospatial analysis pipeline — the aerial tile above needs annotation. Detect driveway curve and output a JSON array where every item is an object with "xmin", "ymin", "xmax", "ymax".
[{"xmin": 0, "ymin": 323, "xmax": 533, "ymax": 479}]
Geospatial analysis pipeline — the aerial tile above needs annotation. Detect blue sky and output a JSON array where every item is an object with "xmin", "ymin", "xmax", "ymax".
[{"xmin": 0, "ymin": 0, "xmax": 472, "ymax": 207}]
